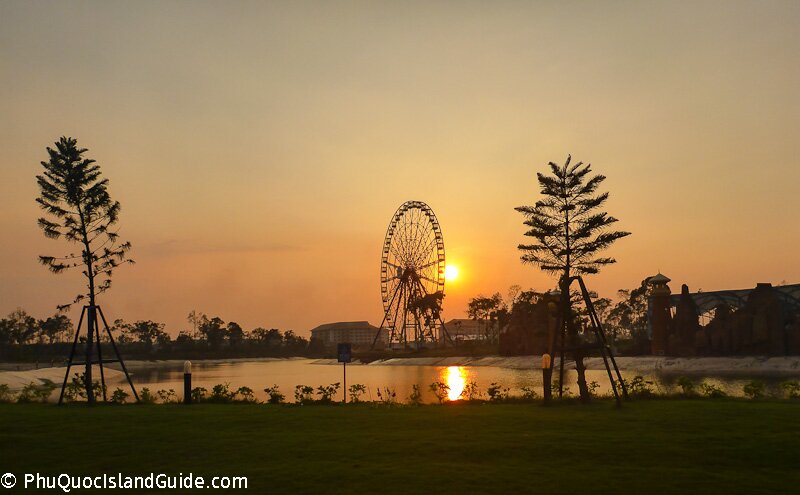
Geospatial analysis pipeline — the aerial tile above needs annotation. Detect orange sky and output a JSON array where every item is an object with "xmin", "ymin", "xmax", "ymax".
[{"xmin": 1, "ymin": 1, "xmax": 799, "ymax": 336}]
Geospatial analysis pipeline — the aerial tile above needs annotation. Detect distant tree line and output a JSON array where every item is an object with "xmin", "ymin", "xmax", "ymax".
[
  {"xmin": 0, "ymin": 309, "xmax": 314, "ymax": 362},
  {"xmin": 0, "ymin": 309, "xmax": 74, "ymax": 347},
  {"xmin": 466, "ymin": 277, "xmax": 653, "ymax": 355}
]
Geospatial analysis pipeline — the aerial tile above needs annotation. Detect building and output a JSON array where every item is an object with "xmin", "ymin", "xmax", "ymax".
[
  {"xmin": 649, "ymin": 276, "xmax": 800, "ymax": 356},
  {"xmin": 309, "ymin": 321, "xmax": 388, "ymax": 348},
  {"xmin": 440, "ymin": 318, "xmax": 497, "ymax": 342}
]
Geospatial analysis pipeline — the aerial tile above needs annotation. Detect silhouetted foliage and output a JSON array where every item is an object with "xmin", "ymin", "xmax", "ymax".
[
  {"xmin": 467, "ymin": 293, "xmax": 507, "ymax": 342},
  {"xmin": 227, "ymin": 322, "xmax": 245, "ymax": 347},
  {"xmin": 36, "ymin": 136, "xmax": 133, "ymax": 311},
  {"xmin": 113, "ymin": 320, "xmax": 171, "ymax": 353},
  {"xmin": 605, "ymin": 278, "xmax": 652, "ymax": 351},
  {"xmin": 516, "ymin": 155, "xmax": 630, "ymax": 402},
  {"xmin": 409, "ymin": 291, "xmax": 445, "ymax": 332},
  {"xmin": 39, "ymin": 314, "xmax": 73, "ymax": 344},
  {"xmin": 0, "ymin": 309, "xmax": 38, "ymax": 346},
  {"xmin": 515, "ymin": 154, "xmax": 630, "ymax": 276}
]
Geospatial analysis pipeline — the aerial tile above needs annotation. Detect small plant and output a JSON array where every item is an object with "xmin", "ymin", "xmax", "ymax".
[
  {"xmin": 17, "ymin": 381, "xmax": 55, "ymax": 403},
  {"xmin": 348, "ymin": 384, "xmax": 367, "ymax": 403},
  {"xmin": 156, "ymin": 389, "xmax": 179, "ymax": 404},
  {"xmin": 63, "ymin": 373, "xmax": 104, "ymax": 402},
  {"xmin": 264, "ymin": 385, "xmax": 285, "ymax": 404},
  {"xmin": 376, "ymin": 387, "xmax": 397, "ymax": 405},
  {"xmin": 587, "ymin": 381, "xmax": 600, "ymax": 397},
  {"xmin": 625, "ymin": 376, "xmax": 655, "ymax": 398},
  {"xmin": 0, "ymin": 384, "xmax": 13, "ymax": 403},
  {"xmin": 743, "ymin": 380, "xmax": 765, "ymax": 400},
  {"xmin": 316, "ymin": 383, "xmax": 341, "ymax": 403},
  {"xmin": 520, "ymin": 386, "xmax": 539, "ymax": 400},
  {"xmin": 700, "ymin": 382, "xmax": 727, "ymax": 398},
  {"xmin": 210, "ymin": 383, "xmax": 237, "ymax": 403},
  {"xmin": 430, "ymin": 381, "xmax": 450, "ymax": 404},
  {"xmin": 781, "ymin": 380, "xmax": 800, "ymax": 399},
  {"xmin": 236, "ymin": 386, "xmax": 257, "ymax": 403},
  {"xmin": 486, "ymin": 382, "xmax": 509, "ymax": 402},
  {"xmin": 110, "ymin": 388, "xmax": 129, "ymax": 404},
  {"xmin": 294, "ymin": 385, "xmax": 315, "ymax": 404},
  {"xmin": 551, "ymin": 379, "xmax": 571, "ymax": 397},
  {"xmin": 191, "ymin": 387, "xmax": 208, "ymax": 403},
  {"xmin": 675, "ymin": 376, "xmax": 696, "ymax": 397},
  {"xmin": 139, "ymin": 387, "xmax": 156, "ymax": 404},
  {"xmin": 460, "ymin": 381, "xmax": 481, "ymax": 401},
  {"xmin": 407, "ymin": 384, "xmax": 423, "ymax": 406}
]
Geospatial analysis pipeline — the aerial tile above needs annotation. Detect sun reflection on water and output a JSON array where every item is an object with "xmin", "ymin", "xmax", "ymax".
[{"xmin": 445, "ymin": 366, "xmax": 466, "ymax": 401}]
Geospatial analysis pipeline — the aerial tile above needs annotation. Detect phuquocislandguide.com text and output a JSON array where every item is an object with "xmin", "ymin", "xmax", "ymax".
[{"xmin": 14, "ymin": 472, "xmax": 247, "ymax": 491}]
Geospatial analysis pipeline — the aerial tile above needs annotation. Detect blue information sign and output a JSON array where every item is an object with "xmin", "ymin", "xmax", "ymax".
[{"xmin": 337, "ymin": 343, "xmax": 352, "ymax": 363}]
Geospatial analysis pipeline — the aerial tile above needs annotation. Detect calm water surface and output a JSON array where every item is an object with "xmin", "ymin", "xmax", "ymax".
[{"xmin": 121, "ymin": 359, "xmax": 790, "ymax": 402}]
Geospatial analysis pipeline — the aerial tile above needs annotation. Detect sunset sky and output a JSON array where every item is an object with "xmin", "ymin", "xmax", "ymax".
[{"xmin": 1, "ymin": 1, "xmax": 799, "ymax": 337}]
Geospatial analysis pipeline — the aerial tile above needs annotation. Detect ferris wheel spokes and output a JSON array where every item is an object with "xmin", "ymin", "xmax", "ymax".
[{"xmin": 374, "ymin": 200, "xmax": 448, "ymax": 349}]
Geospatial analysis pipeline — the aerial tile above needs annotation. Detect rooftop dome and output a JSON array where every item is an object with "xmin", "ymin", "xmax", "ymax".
[{"xmin": 649, "ymin": 272, "xmax": 671, "ymax": 284}]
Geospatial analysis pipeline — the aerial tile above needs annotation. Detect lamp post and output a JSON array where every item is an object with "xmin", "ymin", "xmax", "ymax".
[
  {"xmin": 183, "ymin": 361, "xmax": 192, "ymax": 405},
  {"xmin": 542, "ymin": 353, "xmax": 552, "ymax": 404}
]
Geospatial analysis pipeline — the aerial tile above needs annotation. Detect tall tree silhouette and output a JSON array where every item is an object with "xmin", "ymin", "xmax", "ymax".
[
  {"xmin": 516, "ymin": 155, "xmax": 629, "ymax": 401},
  {"xmin": 36, "ymin": 136, "xmax": 133, "ymax": 402}
]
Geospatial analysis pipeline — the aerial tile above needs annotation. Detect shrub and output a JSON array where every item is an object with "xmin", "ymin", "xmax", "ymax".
[
  {"xmin": 429, "ymin": 381, "xmax": 450, "ymax": 404},
  {"xmin": 110, "ymin": 388, "xmax": 129, "ymax": 404},
  {"xmin": 700, "ymin": 383, "xmax": 727, "ymax": 398},
  {"xmin": 587, "ymin": 381, "xmax": 600, "ymax": 397},
  {"xmin": 156, "ymin": 389, "xmax": 179, "ymax": 404},
  {"xmin": 625, "ymin": 376, "xmax": 655, "ymax": 398},
  {"xmin": 316, "ymin": 383, "xmax": 341, "ymax": 403},
  {"xmin": 520, "ymin": 386, "xmax": 538, "ymax": 400},
  {"xmin": 236, "ymin": 386, "xmax": 257, "ymax": 403},
  {"xmin": 781, "ymin": 380, "xmax": 800, "ymax": 399},
  {"xmin": 191, "ymin": 387, "xmax": 208, "ymax": 403},
  {"xmin": 17, "ymin": 381, "xmax": 55, "ymax": 403},
  {"xmin": 139, "ymin": 387, "xmax": 156, "ymax": 404},
  {"xmin": 460, "ymin": 381, "xmax": 481, "ymax": 401},
  {"xmin": 294, "ymin": 385, "xmax": 314, "ymax": 404},
  {"xmin": 348, "ymin": 384, "xmax": 367, "ymax": 403},
  {"xmin": 675, "ymin": 376, "xmax": 696, "ymax": 397},
  {"xmin": 210, "ymin": 383, "xmax": 237, "ymax": 403},
  {"xmin": 743, "ymin": 381, "xmax": 765, "ymax": 400},
  {"xmin": 264, "ymin": 385, "xmax": 285, "ymax": 404},
  {"xmin": 0, "ymin": 384, "xmax": 13, "ymax": 403},
  {"xmin": 407, "ymin": 384, "xmax": 422, "ymax": 406},
  {"xmin": 487, "ymin": 383, "xmax": 509, "ymax": 402},
  {"xmin": 551, "ymin": 379, "xmax": 571, "ymax": 397},
  {"xmin": 376, "ymin": 387, "xmax": 397, "ymax": 405},
  {"xmin": 63, "ymin": 373, "xmax": 104, "ymax": 402}
]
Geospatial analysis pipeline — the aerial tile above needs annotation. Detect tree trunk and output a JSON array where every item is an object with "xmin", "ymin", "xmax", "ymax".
[
  {"xmin": 85, "ymin": 305, "xmax": 95, "ymax": 404},
  {"xmin": 574, "ymin": 348, "xmax": 591, "ymax": 403},
  {"xmin": 79, "ymin": 207, "xmax": 96, "ymax": 404}
]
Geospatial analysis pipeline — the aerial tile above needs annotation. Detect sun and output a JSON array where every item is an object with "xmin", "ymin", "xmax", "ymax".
[{"xmin": 444, "ymin": 265, "xmax": 459, "ymax": 281}]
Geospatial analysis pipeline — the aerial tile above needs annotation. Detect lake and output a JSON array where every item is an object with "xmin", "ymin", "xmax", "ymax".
[{"xmin": 120, "ymin": 358, "xmax": 798, "ymax": 402}]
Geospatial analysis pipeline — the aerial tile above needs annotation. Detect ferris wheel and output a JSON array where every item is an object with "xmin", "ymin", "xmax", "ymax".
[{"xmin": 374, "ymin": 200, "xmax": 448, "ymax": 347}]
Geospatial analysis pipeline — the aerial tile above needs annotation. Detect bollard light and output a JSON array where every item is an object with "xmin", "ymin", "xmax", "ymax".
[
  {"xmin": 183, "ymin": 361, "xmax": 192, "ymax": 405},
  {"xmin": 542, "ymin": 353, "xmax": 553, "ymax": 405}
]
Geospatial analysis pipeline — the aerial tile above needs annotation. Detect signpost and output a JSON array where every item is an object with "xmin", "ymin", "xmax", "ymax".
[{"xmin": 337, "ymin": 343, "xmax": 352, "ymax": 404}]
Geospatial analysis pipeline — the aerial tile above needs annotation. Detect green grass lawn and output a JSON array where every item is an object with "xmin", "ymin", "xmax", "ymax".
[{"xmin": 1, "ymin": 400, "xmax": 798, "ymax": 494}]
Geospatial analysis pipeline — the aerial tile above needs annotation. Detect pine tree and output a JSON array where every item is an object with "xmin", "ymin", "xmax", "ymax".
[
  {"xmin": 36, "ymin": 136, "xmax": 133, "ymax": 402},
  {"xmin": 516, "ymin": 155, "xmax": 629, "ymax": 276},
  {"xmin": 516, "ymin": 154, "xmax": 629, "ymax": 401}
]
